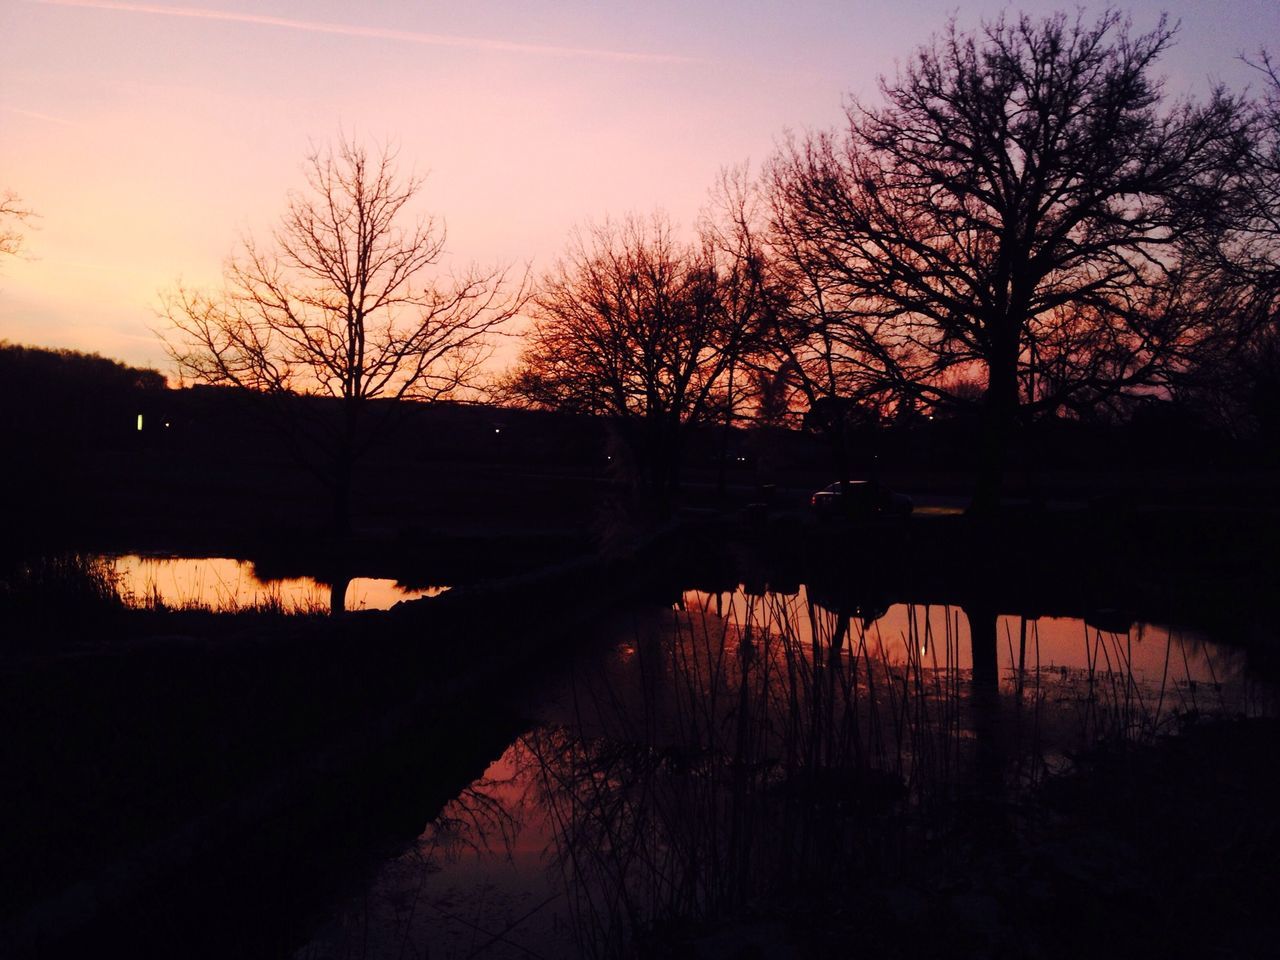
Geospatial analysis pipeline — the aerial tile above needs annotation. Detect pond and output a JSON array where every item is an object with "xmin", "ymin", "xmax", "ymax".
[
  {"xmin": 295, "ymin": 584, "xmax": 1273, "ymax": 959},
  {"xmin": 107, "ymin": 554, "xmax": 447, "ymax": 612}
]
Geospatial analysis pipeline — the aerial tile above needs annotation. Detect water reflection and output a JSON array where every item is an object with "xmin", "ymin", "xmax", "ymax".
[
  {"xmin": 299, "ymin": 586, "xmax": 1272, "ymax": 959},
  {"xmin": 109, "ymin": 554, "xmax": 447, "ymax": 612}
]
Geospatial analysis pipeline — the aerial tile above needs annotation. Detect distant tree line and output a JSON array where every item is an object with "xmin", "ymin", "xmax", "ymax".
[
  {"xmin": 0, "ymin": 343, "xmax": 165, "ymax": 545},
  {"xmin": 0, "ymin": 342, "xmax": 165, "ymax": 444}
]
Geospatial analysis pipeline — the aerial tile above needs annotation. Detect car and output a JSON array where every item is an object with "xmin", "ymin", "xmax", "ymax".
[{"xmin": 810, "ymin": 480, "xmax": 913, "ymax": 518}]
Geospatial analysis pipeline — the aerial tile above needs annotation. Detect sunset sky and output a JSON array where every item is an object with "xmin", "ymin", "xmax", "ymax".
[{"xmin": 2, "ymin": 0, "xmax": 1277, "ymax": 373}]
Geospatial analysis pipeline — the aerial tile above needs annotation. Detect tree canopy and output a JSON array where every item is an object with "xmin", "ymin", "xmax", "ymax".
[
  {"xmin": 163, "ymin": 137, "xmax": 525, "ymax": 583},
  {"xmin": 508, "ymin": 215, "xmax": 766, "ymax": 509},
  {"xmin": 764, "ymin": 10, "xmax": 1250, "ymax": 504}
]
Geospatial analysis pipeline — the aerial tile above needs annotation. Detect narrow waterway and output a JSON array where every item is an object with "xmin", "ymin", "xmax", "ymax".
[{"xmin": 296, "ymin": 585, "xmax": 1273, "ymax": 959}]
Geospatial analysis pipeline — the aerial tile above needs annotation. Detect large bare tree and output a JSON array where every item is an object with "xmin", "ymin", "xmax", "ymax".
[
  {"xmin": 768, "ymin": 10, "xmax": 1249, "ymax": 507},
  {"xmin": 164, "ymin": 138, "xmax": 525, "ymax": 560},
  {"xmin": 507, "ymin": 214, "xmax": 764, "ymax": 515}
]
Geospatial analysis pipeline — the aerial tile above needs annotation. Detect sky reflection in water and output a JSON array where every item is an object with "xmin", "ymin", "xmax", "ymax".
[
  {"xmin": 298, "ymin": 586, "xmax": 1272, "ymax": 959},
  {"xmin": 109, "ymin": 554, "xmax": 446, "ymax": 611}
]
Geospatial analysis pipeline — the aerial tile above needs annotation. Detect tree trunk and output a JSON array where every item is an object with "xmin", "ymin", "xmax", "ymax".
[
  {"xmin": 716, "ymin": 363, "xmax": 736, "ymax": 500},
  {"xmin": 332, "ymin": 466, "xmax": 352, "ymax": 542},
  {"xmin": 964, "ymin": 602, "xmax": 1005, "ymax": 835},
  {"xmin": 829, "ymin": 422, "xmax": 851, "ymax": 483},
  {"xmin": 328, "ymin": 473, "xmax": 351, "ymax": 617},
  {"xmin": 332, "ymin": 397, "xmax": 358, "ymax": 542},
  {"xmin": 828, "ymin": 420, "xmax": 853, "ymax": 517},
  {"xmin": 640, "ymin": 417, "xmax": 682, "ymax": 522},
  {"xmin": 328, "ymin": 575, "xmax": 350, "ymax": 616},
  {"xmin": 330, "ymin": 421, "xmax": 355, "ymax": 616},
  {"xmin": 972, "ymin": 341, "xmax": 1020, "ymax": 513}
]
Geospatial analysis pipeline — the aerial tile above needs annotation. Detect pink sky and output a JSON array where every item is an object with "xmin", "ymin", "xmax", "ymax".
[{"xmin": 2, "ymin": 0, "xmax": 1276, "ymax": 373}]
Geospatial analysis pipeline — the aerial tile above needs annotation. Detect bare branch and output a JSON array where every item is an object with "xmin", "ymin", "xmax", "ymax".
[
  {"xmin": 159, "ymin": 135, "xmax": 526, "ymax": 547},
  {"xmin": 1, "ymin": 191, "xmax": 36, "ymax": 260}
]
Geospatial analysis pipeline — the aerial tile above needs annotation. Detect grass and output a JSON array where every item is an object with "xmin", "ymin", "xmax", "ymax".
[
  {"xmin": 0, "ymin": 552, "xmax": 125, "ymax": 648},
  {"xmin": 114, "ymin": 554, "xmax": 333, "ymax": 615},
  {"xmin": 0, "ymin": 551, "xmax": 335, "ymax": 659},
  {"xmin": 125, "ymin": 573, "xmax": 331, "ymax": 616}
]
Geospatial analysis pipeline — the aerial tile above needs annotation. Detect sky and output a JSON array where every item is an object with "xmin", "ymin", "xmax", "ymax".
[{"xmin": 2, "ymin": 0, "xmax": 1277, "ymax": 373}]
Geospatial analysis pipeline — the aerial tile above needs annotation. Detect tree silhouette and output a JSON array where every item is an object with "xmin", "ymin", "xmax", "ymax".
[
  {"xmin": 1, "ymin": 191, "xmax": 34, "ymax": 260},
  {"xmin": 1175, "ymin": 52, "xmax": 1280, "ymax": 438},
  {"xmin": 507, "ymin": 215, "xmax": 765, "ymax": 516},
  {"xmin": 1231, "ymin": 52, "xmax": 1280, "ymax": 326},
  {"xmin": 713, "ymin": 167, "xmax": 918, "ymax": 484},
  {"xmin": 163, "ymin": 137, "xmax": 525, "ymax": 601},
  {"xmin": 768, "ymin": 10, "xmax": 1248, "ymax": 507}
]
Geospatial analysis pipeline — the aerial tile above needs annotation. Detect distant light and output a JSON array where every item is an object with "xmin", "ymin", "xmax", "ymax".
[
  {"xmin": 494, "ymin": 427, "xmax": 501, "ymax": 434},
  {"xmin": 164, "ymin": 421, "xmax": 170, "ymax": 429},
  {"xmin": 136, "ymin": 414, "xmax": 143, "ymax": 431}
]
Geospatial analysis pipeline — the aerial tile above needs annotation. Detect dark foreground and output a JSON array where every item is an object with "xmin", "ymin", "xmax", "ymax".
[{"xmin": 2, "ymin": 508, "xmax": 1278, "ymax": 958}]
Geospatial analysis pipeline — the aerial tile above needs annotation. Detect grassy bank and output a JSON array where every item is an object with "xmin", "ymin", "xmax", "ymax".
[{"xmin": 0, "ymin": 532, "xmax": 675, "ymax": 956}]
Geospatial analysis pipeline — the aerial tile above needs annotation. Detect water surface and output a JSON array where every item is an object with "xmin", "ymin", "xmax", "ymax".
[
  {"xmin": 109, "ymin": 554, "xmax": 447, "ymax": 611},
  {"xmin": 296, "ymin": 585, "xmax": 1272, "ymax": 959}
]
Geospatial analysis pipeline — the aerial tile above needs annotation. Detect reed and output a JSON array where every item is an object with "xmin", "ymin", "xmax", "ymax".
[
  {"xmin": 516, "ymin": 585, "xmax": 1261, "ymax": 956},
  {"xmin": 297, "ymin": 583, "xmax": 1273, "ymax": 959},
  {"xmin": 0, "ymin": 552, "xmax": 124, "ymax": 647}
]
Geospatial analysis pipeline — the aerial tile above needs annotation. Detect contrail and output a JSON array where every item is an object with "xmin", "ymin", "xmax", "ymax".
[
  {"xmin": 35, "ymin": 0, "xmax": 699, "ymax": 64},
  {"xmin": 2, "ymin": 104, "xmax": 77, "ymax": 126}
]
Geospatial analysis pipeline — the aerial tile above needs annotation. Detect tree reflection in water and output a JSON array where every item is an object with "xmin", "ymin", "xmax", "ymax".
[{"xmin": 300, "ymin": 589, "xmax": 1268, "ymax": 959}]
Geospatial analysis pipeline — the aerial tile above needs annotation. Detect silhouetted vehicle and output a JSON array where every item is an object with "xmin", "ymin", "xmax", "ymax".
[{"xmin": 810, "ymin": 481, "xmax": 913, "ymax": 518}]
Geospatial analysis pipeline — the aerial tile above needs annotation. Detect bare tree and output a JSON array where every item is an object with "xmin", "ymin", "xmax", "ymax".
[
  {"xmin": 709, "ymin": 165, "xmax": 931, "ymax": 492},
  {"xmin": 163, "ymin": 138, "xmax": 525, "ymax": 589},
  {"xmin": 506, "ymin": 214, "xmax": 764, "ymax": 516},
  {"xmin": 768, "ymin": 10, "xmax": 1249, "ymax": 508},
  {"xmin": 1, "ymin": 191, "xmax": 34, "ymax": 260},
  {"xmin": 1230, "ymin": 52, "xmax": 1280, "ymax": 323},
  {"xmin": 1174, "ymin": 52, "xmax": 1280, "ymax": 435}
]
